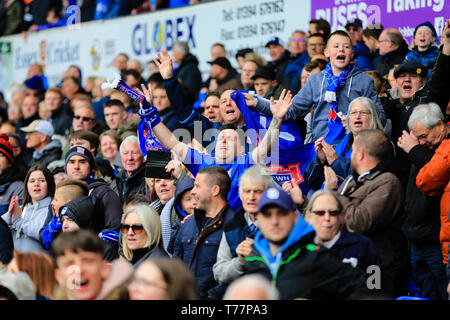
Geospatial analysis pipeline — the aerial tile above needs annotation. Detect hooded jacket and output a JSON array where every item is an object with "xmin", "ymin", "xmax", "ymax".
[
  {"xmin": 2, "ymin": 197, "xmax": 52, "ymax": 253},
  {"xmin": 30, "ymin": 139, "xmax": 63, "ymax": 167},
  {"xmin": 89, "ymin": 178, "xmax": 123, "ymax": 228},
  {"xmin": 175, "ymin": 53, "xmax": 203, "ymax": 97},
  {"xmin": 375, "ymin": 41, "xmax": 410, "ymax": 76},
  {"xmin": 253, "ymin": 64, "xmax": 386, "ymax": 142},
  {"xmin": 244, "ymin": 216, "xmax": 368, "ymax": 299}
]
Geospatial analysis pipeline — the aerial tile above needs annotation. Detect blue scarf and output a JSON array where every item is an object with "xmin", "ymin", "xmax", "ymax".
[{"xmin": 325, "ymin": 63, "xmax": 353, "ymax": 130}]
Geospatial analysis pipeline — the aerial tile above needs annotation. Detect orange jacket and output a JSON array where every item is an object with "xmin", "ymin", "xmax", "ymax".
[{"xmin": 416, "ymin": 138, "xmax": 450, "ymax": 263}]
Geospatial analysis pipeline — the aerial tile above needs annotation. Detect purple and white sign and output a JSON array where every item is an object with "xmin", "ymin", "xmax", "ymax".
[{"xmin": 311, "ymin": 0, "xmax": 450, "ymax": 46}]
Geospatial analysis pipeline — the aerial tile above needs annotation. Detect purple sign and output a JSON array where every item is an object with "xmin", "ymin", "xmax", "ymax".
[{"xmin": 311, "ymin": 0, "xmax": 450, "ymax": 45}]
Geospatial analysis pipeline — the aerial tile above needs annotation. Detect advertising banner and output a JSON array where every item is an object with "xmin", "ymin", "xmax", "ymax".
[
  {"xmin": 311, "ymin": 0, "xmax": 450, "ymax": 46},
  {"xmin": 0, "ymin": 0, "xmax": 311, "ymax": 96}
]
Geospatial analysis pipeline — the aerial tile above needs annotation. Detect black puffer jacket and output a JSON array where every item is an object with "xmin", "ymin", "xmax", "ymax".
[
  {"xmin": 176, "ymin": 53, "xmax": 203, "ymax": 98},
  {"xmin": 375, "ymin": 40, "xmax": 409, "ymax": 76},
  {"xmin": 111, "ymin": 166, "xmax": 147, "ymax": 204},
  {"xmin": 89, "ymin": 178, "xmax": 123, "ymax": 228}
]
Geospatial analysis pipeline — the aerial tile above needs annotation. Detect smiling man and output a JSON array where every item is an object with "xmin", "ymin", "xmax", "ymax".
[
  {"xmin": 111, "ymin": 136, "xmax": 147, "ymax": 203},
  {"xmin": 52, "ymin": 229, "xmax": 132, "ymax": 300}
]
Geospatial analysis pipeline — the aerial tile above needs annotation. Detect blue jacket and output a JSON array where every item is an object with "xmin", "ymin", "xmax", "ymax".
[
  {"xmin": 173, "ymin": 205, "xmax": 234, "ymax": 300},
  {"xmin": 353, "ymin": 41, "xmax": 375, "ymax": 72},
  {"xmin": 405, "ymin": 45, "xmax": 439, "ymax": 79},
  {"xmin": 331, "ymin": 227, "xmax": 382, "ymax": 273},
  {"xmin": 253, "ymin": 64, "xmax": 386, "ymax": 142}
]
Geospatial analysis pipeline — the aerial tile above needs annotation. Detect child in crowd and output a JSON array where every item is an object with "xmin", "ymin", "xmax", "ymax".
[{"xmin": 406, "ymin": 21, "xmax": 440, "ymax": 78}]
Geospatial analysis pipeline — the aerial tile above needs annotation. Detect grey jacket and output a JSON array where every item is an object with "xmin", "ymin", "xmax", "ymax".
[
  {"xmin": 0, "ymin": 181, "xmax": 24, "ymax": 216},
  {"xmin": 2, "ymin": 196, "xmax": 52, "ymax": 253},
  {"xmin": 213, "ymin": 232, "xmax": 246, "ymax": 285},
  {"xmin": 253, "ymin": 65, "xmax": 386, "ymax": 142}
]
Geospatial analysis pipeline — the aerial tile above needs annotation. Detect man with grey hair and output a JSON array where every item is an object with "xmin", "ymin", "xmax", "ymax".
[
  {"xmin": 223, "ymin": 274, "xmax": 279, "ymax": 300},
  {"xmin": 213, "ymin": 165, "xmax": 276, "ymax": 286},
  {"xmin": 397, "ymin": 102, "xmax": 450, "ymax": 300},
  {"xmin": 111, "ymin": 135, "xmax": 147, "ymax": 203},
  {"xmin": 171, "ymin": 41, "xmax": 202, "ymax": 98}
]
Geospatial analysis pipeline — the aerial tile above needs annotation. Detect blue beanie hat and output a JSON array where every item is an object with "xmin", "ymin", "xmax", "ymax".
[
  {"xmin": 414, "ymin": 21, "xmax": 437, "ymax": 39},
  {"xmin": 65, "ymin": 146, "xmax": 96, "ymax": 173},
  {"xmin": 25, "ymin": 75, "xmax": 44, "ymax": 91}
]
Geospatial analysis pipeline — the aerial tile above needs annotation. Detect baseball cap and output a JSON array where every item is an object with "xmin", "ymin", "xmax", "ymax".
[
  {"xmin": 251, "ymin": 66, "xmax": 276, "ymax": 81},
  {"xmin": 258, "ymin": 187, "xmax": 296, "ymax": 213},
  {"xmin": 393, "ymin": 61, "xmax": 428, "ymax": 79},
  {"xmin": 20, "ymin": 119, "xmax": 54, "ymax": 137},
  {"xmin": 345, "ymin": 18, "xmax": 363, "ymax": 30},
  {"xmin": 265, "ymin": 36, "xmax": 285, "ymax": 48},
  {"xmin": 208, "ymin": 57, "xmax": 232, "ymax": 70}
]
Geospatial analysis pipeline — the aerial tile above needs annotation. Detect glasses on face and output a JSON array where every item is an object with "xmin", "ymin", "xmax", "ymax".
[
  {"xmin": 311, "ymin": 210, "xmax": 341, "ymax": 216},
  {"xmin": 291, "ymin": 38, "xmax": 305, "ymax": 43},
  {"xmin": 346, "ymin": 27, "xmax": 360, "ymax": 32},
  {"xmin": 74, "ymin": 115, "xmax": 94, "ymax": 122},
  {"xmin": 378, "ymin": 39, "xmax": 390, "ymax": 44},
  {"xmin": 349, "ymin": 110, "xmax": 371, "ymax": 117},
  {"xmin": 121, "ymin": 224, "xmax": 144, "ymax": 234}
]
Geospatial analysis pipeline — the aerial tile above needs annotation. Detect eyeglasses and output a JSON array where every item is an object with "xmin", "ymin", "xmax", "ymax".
[
  {"xmin": 311, "ymin": 210, "xmax": 341, "ymax": 216},
  {"xmin": 291, "ymin": 38, "xmax": 305, "ymax": 43},
  {"xmin": 121, "ymin": 224, "xmax": 144, "ymax": 234},
  {"xmin": 74, "ymin": 115, "xmax": 94, "ymax": 122},
  {"xmin": 349, "ymin": 110, "xmax": 371, "ymax": 117}
]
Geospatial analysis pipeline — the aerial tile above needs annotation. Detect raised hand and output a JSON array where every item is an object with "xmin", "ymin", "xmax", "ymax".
[
  {"xmin": 8, "ymin": 196, "xmax": 22, "ymax": 222},
  {"xmin": 321, "ymin": 140, "xmax": 338, "ymax": 165},
  {"xmin": 442, "ymin": 19, "xmax": 450, "ymax": 55},
  {"xmin": 269, "ymin": 89, "xmax": 293, "ymax": 120},
  {"xmin": 282, "ymin": 181, "xmax": 304, "ymax": 206},
  {"xmin": 397, "ymin": 130, "xmax": 419, "ymax": 154},
  {"xmin": 236, "ymin": 237, "xmax": 254, "ymax": 264},
  {"xmin": 153, "ymin": 49, "xmax": 174, "ymax": 80},
  {"xmin": 136, "ymin": 84, "xmax": 153, "ymax": 107},
  {"xmin": 165, "ymin": 159, "xmax": 184, "ymax": 179},
  {"xmin": 324, "ymin": 165, "xmax": 338, "ymax": 190},
  {"xmin": 315, "ymin": 137, "xmax": 327, "ymax": 163}
]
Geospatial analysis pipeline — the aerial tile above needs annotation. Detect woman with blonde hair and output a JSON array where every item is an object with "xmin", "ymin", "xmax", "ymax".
[{"xmin": 120, "ymin": 205, "xmax": 168, "ymax": 268}]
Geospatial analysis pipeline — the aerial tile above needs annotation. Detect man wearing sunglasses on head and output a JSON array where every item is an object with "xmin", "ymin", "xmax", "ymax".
[{"xmin": 243, "ymin": 187, "xmax": 369, "ymax": 300}]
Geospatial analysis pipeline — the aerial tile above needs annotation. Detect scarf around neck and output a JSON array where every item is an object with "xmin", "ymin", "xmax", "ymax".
[{"xmin": 325, "ymin": 63, "xmax": 353, "ymax": 128}]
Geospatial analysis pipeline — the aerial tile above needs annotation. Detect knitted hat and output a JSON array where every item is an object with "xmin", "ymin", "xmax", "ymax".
[
  {"xmin": 65, "ymin": 146, "xmax": 95, "ymax": 173},
  {"xmin": 0, "ymin": 134, "xmax": 15, "ymax": 164},
  {"xmin": 414, "ymin": 21, "xmax": 437, "ymax": 39},
  {"xmin": 60, "ymin": 196, "xmax": 103, "ymax": 233},
  {"xmin": 25, "ymin": 75, "xmax": 44, "ymax": 91}
]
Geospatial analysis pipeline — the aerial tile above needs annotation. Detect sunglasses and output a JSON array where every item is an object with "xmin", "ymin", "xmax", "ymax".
[
  {"xmin": 121, "ymin": 224, "xmax": 144, "ymax": 234},
  {"xmin": 312, "ymin": 210, "xmax": 341, "ymax": 216},
  {"xmin": 74, "ymin": 115, "xmax": 94, "ymax": 122}
]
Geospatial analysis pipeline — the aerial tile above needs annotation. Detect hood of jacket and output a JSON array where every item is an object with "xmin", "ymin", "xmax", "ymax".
[
  {"xmin": 180, "ymin": 53, "xmax": 199, "ymax": 69},
  {"xmin": 253, "ymin": 214, "xmax": 315, "ymax": 263},
  {"xmin": 33, "ymin": 139, "xmax": 62, "ymax": 159}
]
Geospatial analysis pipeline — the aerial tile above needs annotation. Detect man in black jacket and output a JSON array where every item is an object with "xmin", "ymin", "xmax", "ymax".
[
  {"xmin": 398, "ymin": 102, "xmax": 450, "ymax": 300},
  {"xmin": 265, "ymin": 36, "xmax": 292, "ymax": 89},
  {"xmin": 376, "ymin": 28, "xmax": 409, "ymax": 76},
  {"xmin": 244, "ymin": 187, "xmax": 370, "ymax": 300},
  {"xmin": 172, "ymin": 41, "xmax": 202, "ymax": 98}
]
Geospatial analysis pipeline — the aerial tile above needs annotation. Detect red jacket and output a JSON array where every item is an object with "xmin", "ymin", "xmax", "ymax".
[{"xmin": 416, "ymin": 138, "xmax": 450, "ymax": 263}]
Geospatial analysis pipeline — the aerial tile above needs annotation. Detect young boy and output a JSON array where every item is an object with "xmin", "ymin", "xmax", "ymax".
[
  {"xmin": 405, "ymin": 21, "xmax": 439, "ymax": 78},
  {"xmin": 246, "ymin": 30, "xmax": 386, "ymax": 144},
  {"xmin": 52, "ymin": 229, "xmax": 132, "ymax": 300},
  {"xmin": 40, "ymin": 179, "xmax": 89, "ymax": 250},
  {"xmin": 59, "ymin": 196, "xmax": 119, "ymax": 261}
]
